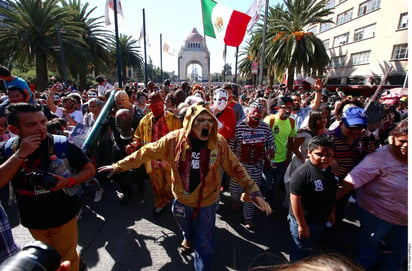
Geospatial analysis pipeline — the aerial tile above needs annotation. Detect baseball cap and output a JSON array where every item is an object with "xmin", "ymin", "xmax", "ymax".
[
  {"xmin": 342, "ymin": 106, "xmax": 367, "ymax": 128},
  {"xmin": 277, "ymin": 96, "xmax": 293, "ymax": 107},
  {"xmin": 95, "ymin": 76, "xmax": 104, "ymax": 84}
]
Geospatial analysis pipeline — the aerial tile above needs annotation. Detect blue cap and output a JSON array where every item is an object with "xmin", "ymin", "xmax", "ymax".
[{"xmin": 342, "ymin": 106, "xmax": 367, "ymax": 127}]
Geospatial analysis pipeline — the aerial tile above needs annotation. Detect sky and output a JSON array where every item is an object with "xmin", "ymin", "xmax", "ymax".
[{"xmin": 84, "ymin": 0, "xmax": 281, "ymax": 78}]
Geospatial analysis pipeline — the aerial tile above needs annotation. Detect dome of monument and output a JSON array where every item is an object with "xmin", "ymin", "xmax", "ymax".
[{"xmin": 186, "ymin": 28, "xmax": 203, "ymax": 42}]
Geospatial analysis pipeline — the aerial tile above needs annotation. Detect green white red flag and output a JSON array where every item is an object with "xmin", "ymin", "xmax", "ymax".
[{"xmin": 201, "ymin": 0, "xmax": 251, "ymax": 47}]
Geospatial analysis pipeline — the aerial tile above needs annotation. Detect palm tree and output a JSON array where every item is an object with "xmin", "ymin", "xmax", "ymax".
[
  {"xmin": 61, "ymin": 0, "xmax": 112, "ymax": 89},
  {"xmin": 264, "ymin": 0, "xmax": 333, "ymax": 89},
  {"xmin": 238, "ymin": 39, "xmax": 257, "ymax": 84},
  {"xmin": 239, "ymin": 6, "xmax": 281, "ymax": 87},
  {"xmin": 0, "ymin": 0, "xmax": 86, "ymax": 91},
  {"xmin": 115, "ymin": 34, "xmax": 143, "ymax": 85}
]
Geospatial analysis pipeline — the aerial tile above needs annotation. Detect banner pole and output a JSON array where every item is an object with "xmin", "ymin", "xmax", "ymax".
[{"xmin": 200, "ymin": 0, "xmax": 211, "ymax": 91}]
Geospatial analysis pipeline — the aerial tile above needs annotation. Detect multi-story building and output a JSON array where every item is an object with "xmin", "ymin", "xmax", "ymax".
[{"xmin": 308, "ymin": 0, "xmax": 408, "ymax": 90}]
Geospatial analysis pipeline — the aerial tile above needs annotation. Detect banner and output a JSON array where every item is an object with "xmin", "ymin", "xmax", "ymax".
[
  {"xmin": 163, "ymin": 42, "xmax": 176, "ymax": 56},
  {"xmin": 105, "ymin": 0, "xmax": 124, "ymax": 27},
  {"xmin": 201, "ymin": 0, "xmax": 251, "ymax": 47},
  {"xmin": 138, "ymin": 26, "xmax": 151, "ymax": 47},
  {"xmin": 246, "ymin": 0, "xmax": 264, "ymax": 33}
]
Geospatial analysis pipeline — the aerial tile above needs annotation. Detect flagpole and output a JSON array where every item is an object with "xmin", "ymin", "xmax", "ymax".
[
  {"xmin": 113, "ymin": 0, "xmax": 122, "ymax": 88},
  {"xmin": 234, "ymin": 46, "xmax": 239, "ymax": 83},
  {"xmin": 160, "ymin": 33, "xmax": 163, "ymax": 83},
  {"xmin": 200, "ymin": 0, "xmax": 211, "ymax": 91},
  {"xmin": 258, "ymin": 0, "xmax": 269, "ymax": 87},
  {"xmin": 143, "ymin": 8, "xmax": 148, "ymax": 87}
]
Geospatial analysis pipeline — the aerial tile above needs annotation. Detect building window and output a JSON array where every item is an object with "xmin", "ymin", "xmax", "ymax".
[
  {"xmin": 323, "ymin": 39, "xmax": 330, "ymax": 49},
  {"xmin": 337, "ymin": 9, "xmax": 353, "ymax": 25},
  {"xmin": 398, "ymin": 13, "xmax": 408, "ymax": 29},
  {"xmin": 320, "ymin": 20, "xmax": 332, "ymax": 32},
  {"xmin": 307, "ymin": 26, "xmax": 317, "ymax": 34},
  {"xmin": 331, "ymin": 56, "xmax": 346, "ymax": 67},
  {"xmin": 324, "ymin": 0, "xmax": 335, "ymax": 10},
  {"xmin": 354, "ymin": 24, "xmax": 376, "ymax": 41},
  {"xmin": 358, "ymin": 0, "xmax": 381, "ymax": 16},
  {"xmin": 351, "ymin": 51, "xmax": 371, "ymax": 65},
  {"xmin": 392, "ymin": 44, "xmax": 408, "ymax": 60},
  {"xmin": 333, "ymin": 33, "xmax": 349, "ymax": 47}
]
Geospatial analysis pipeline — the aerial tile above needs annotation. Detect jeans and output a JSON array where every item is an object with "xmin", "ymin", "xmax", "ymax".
[
  {"xmin": 356, "ymin": 204, "xmax": 407, "ymax": 270},
  {"xmin": 265, "ymin": 161, "xmax": 286, "ymax": 209},
  {"xmin": 172, "ymin": 199, "xmax": 216, "ymax": 271},
  {"xmin": 288, "ymin": 215, "xmax": 325, "ymax": 262}
]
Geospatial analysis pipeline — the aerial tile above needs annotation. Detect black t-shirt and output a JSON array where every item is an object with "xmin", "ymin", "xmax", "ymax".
[
  {"xmin": 289, "ymin": 161, "xmax": 338, "ymax": 224},
  {"xmin": 0, "ymin": 135, "xmax": 90, "ymax": 229},
  {"xmin": 189, "ymin": 136, "xmax": 207, "ymax": 193}
]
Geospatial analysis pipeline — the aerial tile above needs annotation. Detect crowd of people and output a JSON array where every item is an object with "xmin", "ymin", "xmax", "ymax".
[{"xmin": 0, "ymin": 66, "xmax": 407, "ymax": 271}]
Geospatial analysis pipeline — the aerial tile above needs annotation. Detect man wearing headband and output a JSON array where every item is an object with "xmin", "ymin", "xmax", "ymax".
[{"xmin": 229, "ymin": 101, "xmax": 275, "ymax": 230}]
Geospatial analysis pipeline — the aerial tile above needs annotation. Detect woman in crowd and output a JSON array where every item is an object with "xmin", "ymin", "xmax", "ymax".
[{"xmin": 338, "ymin": 119, "xmax": 408, "ymax": 270}]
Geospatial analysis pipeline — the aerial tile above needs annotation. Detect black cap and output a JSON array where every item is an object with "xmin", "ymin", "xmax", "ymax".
[
  {"xmin": 95, "ymin": 76, "xmax": 104, "ymax": 84},
  {"xmin": 277, "ymin": 96, "xmax": 293, "ymax": 107}
]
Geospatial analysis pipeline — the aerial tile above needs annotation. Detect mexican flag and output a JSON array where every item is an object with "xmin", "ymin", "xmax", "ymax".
[{"xmin": 202, "ymin": 0, "xmax": 251, "ymax": 47}]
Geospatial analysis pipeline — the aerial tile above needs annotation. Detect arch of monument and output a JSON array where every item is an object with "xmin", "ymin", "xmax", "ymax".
[{"xmin": 178, "ymin": 28, "xmax": 210, "ymax": 82}]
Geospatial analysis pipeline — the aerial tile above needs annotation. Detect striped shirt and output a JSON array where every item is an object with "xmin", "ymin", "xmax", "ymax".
[
  {"xmin": 325, "ymin": 126, "xmax": 372, "ymax": 180},
  {"xmin": 232, "ymin": 119, "xmax": 276, "ymax": 181}
]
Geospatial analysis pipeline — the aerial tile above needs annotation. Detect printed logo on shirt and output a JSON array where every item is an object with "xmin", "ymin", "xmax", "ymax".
[
  {"xmin": 314, "ymin": 179, "xmax": 324, "ymax": 192},
  {"xmin": 242, "ymin": 131, "xmax": 265, "ymax": 144},
  {"xmin": 274, "ymin": 125, "xmax": 280, "ymax": 134},
  {"xmin": 191, "ymin": 152, "xmax": 200, "ymax": 169}
]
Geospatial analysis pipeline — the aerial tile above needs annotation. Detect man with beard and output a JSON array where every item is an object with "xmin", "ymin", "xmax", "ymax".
[
  {"xmin": 99, "ymin": 102, "xmax": 272, "ymax": 271},
  {"xmin": 47, "ymin": 85, "xmax": 83, "ymax": 126},
  {"xmin": 126, "ymin": 92, "xmax": 181, "ymax": 215},
  {"xmin": 264, "ymin": 97, "xmax": 297, "ymax": 211},
  {"xmin": 229, "ymin": 101, "xmax": 275, "ymax": 230},
  {"xmin": 291, "ymin": 80, "xmax": 322, "ymax": 129},
  {"xmin": 0, "ymin": 103, "xmax": 95, "ymax": 270}
]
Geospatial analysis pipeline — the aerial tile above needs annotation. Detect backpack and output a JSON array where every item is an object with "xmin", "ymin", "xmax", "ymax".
[{"xmin": 4, "ymin": 135, "xmax": 70, "ymax": 204}]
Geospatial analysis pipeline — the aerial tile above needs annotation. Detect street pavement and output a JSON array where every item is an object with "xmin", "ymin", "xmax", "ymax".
[{"xmin": 3, "ymin": 178, "xmax": 361, "ymax": 271}]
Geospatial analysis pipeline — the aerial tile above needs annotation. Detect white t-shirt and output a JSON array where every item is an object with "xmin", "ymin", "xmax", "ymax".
[
  {"xmin": 97, "ymin": 81, "xmax": 114, "ymax": 97},
  {"xmin": 55, "ymin": 107, "xmax": 84, "ymax": 124}
]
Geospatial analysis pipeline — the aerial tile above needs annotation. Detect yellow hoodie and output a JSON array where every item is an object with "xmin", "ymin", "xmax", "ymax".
[{"xmin": 113, "ymin": 103, "xmax": 260, "ymax": 208}]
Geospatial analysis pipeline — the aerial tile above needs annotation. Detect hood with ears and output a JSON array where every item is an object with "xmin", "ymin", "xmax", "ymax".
[{"xmin": 182, "ymin": 102, "xmax": 218, "ymax": 146}]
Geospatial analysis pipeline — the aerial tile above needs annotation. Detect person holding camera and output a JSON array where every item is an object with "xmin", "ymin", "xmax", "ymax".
[
  {"xmin": 47, "ymin": 85, "xmax": 84, "ymax": 127},
  {"xmin": 0, "ymin": 103, "xmax": 95, "ymax": 271}
]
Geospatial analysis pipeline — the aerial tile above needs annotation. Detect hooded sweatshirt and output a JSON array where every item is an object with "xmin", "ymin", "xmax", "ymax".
[{"xmin": 113, "ymin": 103, "xmax": 261, "ymax": 208}]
